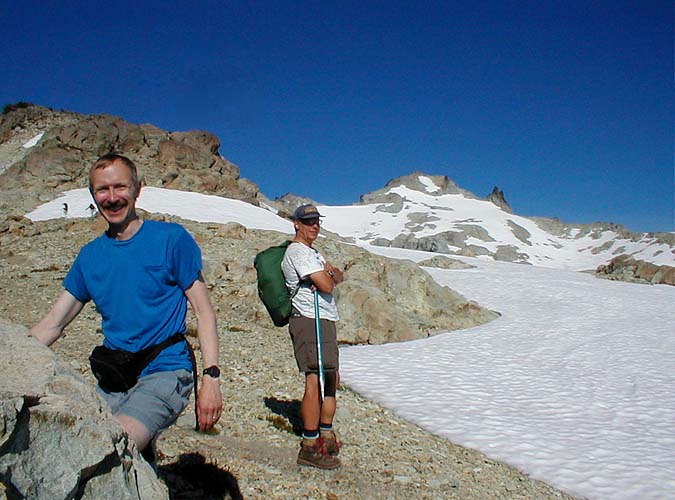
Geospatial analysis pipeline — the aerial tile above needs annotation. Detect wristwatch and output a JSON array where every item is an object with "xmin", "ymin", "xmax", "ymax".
[{"xmin": 203, "ymin": 365, "xmax": 220, "ymax": 378}]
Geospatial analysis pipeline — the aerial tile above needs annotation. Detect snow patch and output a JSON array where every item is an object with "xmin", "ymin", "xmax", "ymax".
[{"xmin": 22, "ymin": 132, "xmax": 44, "ymax": 149}]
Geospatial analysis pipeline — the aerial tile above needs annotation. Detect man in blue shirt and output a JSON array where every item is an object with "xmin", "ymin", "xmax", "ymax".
[{"xmin": 31, "ymin": 153, "xmax": 222, "ymax": 461}]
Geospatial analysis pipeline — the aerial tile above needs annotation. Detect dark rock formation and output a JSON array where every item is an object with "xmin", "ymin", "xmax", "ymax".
[{"xmin": 487, "ymin": 186, "xmax": 512, "ymax": 213}]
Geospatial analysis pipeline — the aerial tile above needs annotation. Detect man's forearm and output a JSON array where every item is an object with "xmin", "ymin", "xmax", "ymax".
[
  {"xmin": 197, "ymin": 314, "xmax": 219, "ymax": 368},
  {"xmin": 185, "ymin": 278, "xmax": 220, "ymax": 367},
  {"xmin": 31, "ymin": 291, "xmax": 84, "ymax": 346}
]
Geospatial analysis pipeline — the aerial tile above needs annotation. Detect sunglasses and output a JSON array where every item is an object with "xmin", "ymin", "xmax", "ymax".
[{"xmin": 299, "ymin": 218, "xmax": 321, "ymax": 227}]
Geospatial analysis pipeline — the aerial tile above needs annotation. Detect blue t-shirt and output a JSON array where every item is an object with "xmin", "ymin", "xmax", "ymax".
[{"xmin": 64, "ymin": 220, "xmax": 201, "ymax": 375}]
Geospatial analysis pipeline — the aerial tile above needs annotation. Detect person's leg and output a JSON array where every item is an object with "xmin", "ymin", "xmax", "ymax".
[
  {"xmin": 317, "ymin": 319, "xmax": 340, "ymax": 456},
  {"xmin": 116, "ymin": 414, "xmax": 153, "ymax": 450},
  {"xmin": 289, "ymin": 313, "xmax": 340, "ymax": 468},
  {"xmin": 297, "ymin": 376, "xmax": 340, "ymax": 471},
  {"xmin": 301, "ymin": 373, "xmax": 321, "ymax": 433},
  {"xmin": 98, "ymin": 369, "xmax": 193, "ymax": 458},
  {"xmin": 319, "ymin": 371, "xmax": 339, "ymax": 424},
  {"xmin": 319, "ymin": 371, "xmax": 340, "ymax": 456}
]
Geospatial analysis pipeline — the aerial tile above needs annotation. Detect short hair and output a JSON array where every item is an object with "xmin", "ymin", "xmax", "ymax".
[{"xmin": 89, "ymin": 153, "xmax": 141, "ymax": 193}]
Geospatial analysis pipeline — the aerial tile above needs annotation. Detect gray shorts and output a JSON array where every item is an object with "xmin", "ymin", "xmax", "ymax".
[
  {"xmin": 97, "ymin": 369, "xmax": 193, "ymax": 437},
  {"xmin": 288, "ymin": 310, "xmax": 339, "ymax": 373}
]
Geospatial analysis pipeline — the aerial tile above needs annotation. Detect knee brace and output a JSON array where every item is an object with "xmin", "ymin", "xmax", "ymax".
[{"xmin": 324, "ymin": 372, "xmax": 337, "ymax": 398}]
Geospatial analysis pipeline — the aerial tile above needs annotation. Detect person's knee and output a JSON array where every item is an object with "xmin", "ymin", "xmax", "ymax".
[{"xmin": 116, "ymin": 413, "xmax": 152, "ymax": 450}]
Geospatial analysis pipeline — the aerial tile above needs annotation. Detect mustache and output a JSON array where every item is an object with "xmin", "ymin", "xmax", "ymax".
[{"xmin": 100, "ymin": 200, "xmax": 127, "ymax": 210}]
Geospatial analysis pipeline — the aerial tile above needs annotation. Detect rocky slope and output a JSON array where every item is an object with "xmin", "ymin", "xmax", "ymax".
[
  {"xmin": 0, "ymin": 104, "xmax": 258, "ymax": 217},
  {"xmin": 0, "ymin": 101, "xmax": 652, "ymax": 498}
]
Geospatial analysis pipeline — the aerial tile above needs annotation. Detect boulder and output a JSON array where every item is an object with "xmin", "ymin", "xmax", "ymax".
[
  {"xmin": 595, "ymin": 255, "xmax": 675, "ymax": 286},
  {"xmin": 0, "ymin": 321, "xmax": 168, "ymax": 500}
]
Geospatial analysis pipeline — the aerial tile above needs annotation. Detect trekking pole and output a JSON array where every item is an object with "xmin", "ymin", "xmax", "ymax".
[{"xmin": 313, "ymin": 290, "xmax": 326, "ymax": 401}]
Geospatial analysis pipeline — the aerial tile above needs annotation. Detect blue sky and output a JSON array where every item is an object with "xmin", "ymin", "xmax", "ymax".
[{"xmin": 2, "ymin": 1, "xmax": 672, "ymax": 232}]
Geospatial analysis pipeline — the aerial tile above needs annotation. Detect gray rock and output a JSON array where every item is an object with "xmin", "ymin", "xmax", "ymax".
[
  {"xmin": 506, "ymin": 220, "xmax": 532, "ymax": 246},
  {"xmin": 0, "ymin": 321, "xmax": 168, "ymax": 500},
  {"xmin": 419, "ymin": 256, "xmax": 476, "ymax": 270},
  {"xmin": 494, "ymin": 245, "xmax": 531, "ymax": 264},
  {"xmin": 390, "ymin": 233, "xmax": 451, "ymax": 254},
  {"xmin": 372, "ymin": 193, "xmax": 404, "ymax": 213},
  {"xmin": 360, "ymin": 172, "xmax": 477, "ymax": 203}
]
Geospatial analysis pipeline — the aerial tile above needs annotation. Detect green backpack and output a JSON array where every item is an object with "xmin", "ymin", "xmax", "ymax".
[{"xmin": 254, "ymin": 240, "xmax": 295, "ymax": 327}]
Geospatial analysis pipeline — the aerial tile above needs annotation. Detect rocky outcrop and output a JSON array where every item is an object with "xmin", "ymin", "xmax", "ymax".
[
  {"xmin": 418, "ymin": 256, "xmax": 476, "ymax": 270},
  {"xmin": 389, "ymin": 233, "xmax": 452, "ymax": 254},
  {"xmin": 317, "ymin": 239, "xmax": 498, "ymax": 344},
  {"xmin": 0, "ymin": 321, "xmax": 167, "ymax": 499},
  {"xmin": 0, "ymin": 304, "xmax": 575, "ymax": 500},
  {"xmin": 0, "ymin": 104, "xmax": 260, "ymax": 216},
  {"xmin": 486, "ymin": 186, "xmax": 512, "ymax": 213},
  {"xmin": 595, "ymin": 255, "xmax": 674, "ymax": 286}
]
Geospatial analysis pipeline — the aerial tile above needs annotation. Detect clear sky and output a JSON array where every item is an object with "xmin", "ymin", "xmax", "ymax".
[{"xmin": 2, "ymin": 1, "xmax": 673, "ymax": 232}]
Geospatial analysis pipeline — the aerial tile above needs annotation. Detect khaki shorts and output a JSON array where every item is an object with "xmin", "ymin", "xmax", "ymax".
[
  {"xmin": 97, "ymin": 369, "xmax": 193, "ymax": 437},
  {"xmin": 289, "ymin": 309, "xmax": 339, "ymax": 373}
]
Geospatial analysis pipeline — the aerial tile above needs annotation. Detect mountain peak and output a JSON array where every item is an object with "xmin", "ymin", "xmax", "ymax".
[
  {"xmin": 359, "ymin": 172, "xmax": 477, "ymax": 205},
  {"xmin": 487, "ymin": 186, "xmax": 513, "ymax": 213}
]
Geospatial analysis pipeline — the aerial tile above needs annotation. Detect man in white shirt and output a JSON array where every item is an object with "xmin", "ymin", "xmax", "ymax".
[{"xmin": 281, "ymin": 204, "xmax": 343, "ymax": 469}]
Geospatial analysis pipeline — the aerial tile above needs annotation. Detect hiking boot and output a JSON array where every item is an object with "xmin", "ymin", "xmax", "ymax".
[
  {"xmin": 297, "ymin": 437, "xmax": 341, "ymax": 469},
  {"xmin": 320, "ymin": 430, "xmax": 340, "ymax": 456}
]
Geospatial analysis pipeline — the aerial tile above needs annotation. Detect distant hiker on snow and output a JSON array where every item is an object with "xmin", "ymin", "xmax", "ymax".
[
  {"xmin": 281, "ymin": 204, "xmax": 344, "ymax": 469},
  {"xmin": 31, "ymin": 153, "xmax": 222, "ymax": 465},
  {"xmin": 62, "ymin": 202, "xmax": 68, "ymax": 216}
]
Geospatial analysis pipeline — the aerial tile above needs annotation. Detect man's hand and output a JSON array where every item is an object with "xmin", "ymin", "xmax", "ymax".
[
  {"xmin": 325, "ymin": 262, "xmax": 344, "ymax": 284},
  {"xmin": 197, "ymin": 376, "xmax": 222, "ymax": 432}
]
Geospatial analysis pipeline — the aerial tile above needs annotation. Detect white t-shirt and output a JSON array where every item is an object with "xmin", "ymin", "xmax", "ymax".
[{"xmin": 281, "ymin": 242, "xmax": 339, "ymax": 321}]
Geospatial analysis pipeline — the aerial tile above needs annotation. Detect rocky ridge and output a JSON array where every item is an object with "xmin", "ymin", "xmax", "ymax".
[
  {"xmin": 486, "ymin": 186, "xmax": 512, "ymax": 213},
  {"xmin": 0, "ymin": 104, "xmax": 258, "ymax": 217}
]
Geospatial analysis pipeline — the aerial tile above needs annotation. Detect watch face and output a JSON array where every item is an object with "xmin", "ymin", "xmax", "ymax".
[{"xmin": 204, "ymin": 366, "xmax": 220, "ymax": 378}]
